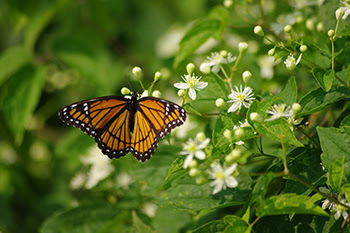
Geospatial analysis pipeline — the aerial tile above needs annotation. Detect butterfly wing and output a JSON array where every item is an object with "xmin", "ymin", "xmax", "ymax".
[
  {"xmin": 129, "ymin": 97, "xmax": 187, "ymax": 161},
  {"xmin": 58, "ymin": 96, "xmax": 132, "ymax": 158}
]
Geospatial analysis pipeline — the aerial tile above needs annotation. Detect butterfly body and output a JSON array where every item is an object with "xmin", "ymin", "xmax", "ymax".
[{"xmin": 59, "ymin": 93, "xmax": 186, "ymax": 162}]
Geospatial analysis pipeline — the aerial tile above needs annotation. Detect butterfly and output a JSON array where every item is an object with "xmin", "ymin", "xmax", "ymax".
[{"xmin": 58, "ymin": 92, "xmax": 187, "ymax": 162}]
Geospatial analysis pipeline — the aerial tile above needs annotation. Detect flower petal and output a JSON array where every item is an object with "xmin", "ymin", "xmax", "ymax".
[
  {"xmin": 183, "ymin": 155, "xmax": 194, "ymax": 168},
  {"xmin": 194, "ymin": 150, "xmax": 206, "ymax": 160},
  {"xmin": 194, "ymin": 81, "xmax": 208, "ymax": 90},
  {"xmin": 188, "ymin": 88, "xmax": 197, "ymax": 100},
  {"xmin": 174, "ymin": 82, "xmax": 190, "ymax": 89}
]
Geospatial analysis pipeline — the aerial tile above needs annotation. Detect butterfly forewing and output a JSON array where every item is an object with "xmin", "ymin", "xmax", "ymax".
[{"xmin": 58, "ymin": 94, "xmax": 187, "ymax": 162}]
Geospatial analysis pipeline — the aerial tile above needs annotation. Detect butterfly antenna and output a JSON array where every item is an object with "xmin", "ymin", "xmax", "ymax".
[{"xmin": 124, "ymin": 75, "xmax": 134, "ymax": 93}]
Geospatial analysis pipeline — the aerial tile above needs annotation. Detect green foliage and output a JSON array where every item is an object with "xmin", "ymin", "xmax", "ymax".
[{"xmin": 1, "ymin": 0, "xmax": 350, "ymax": 233}]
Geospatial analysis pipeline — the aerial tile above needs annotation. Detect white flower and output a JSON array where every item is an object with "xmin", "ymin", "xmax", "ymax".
[
  {"xmin": 80, "ymin": 147, "xmax": 114, "ymax": 189},
  {"xmin": 227, "ymin": 85, "xmax": 255, "ymax": 113},
  {"xmin": 265, "ymin": 104, "xmax": 293, "ymax": 122},
  {"xmin": 340, "ymin": 0, "xmax": 350, "ymax": 19},
  {"xmin": 209, "ymin": 162, "xmax": 238, "ymax": 194},
  {"xmin": 284, "ymin": 54, "xmax": 302, "ymax": 71},
  {"xmin": 70, "ymin": 173, "xmax": 86, "ymax": 190},
  {"xmin": 202, "ymin": 52, "xmax": 236, "ymax": 73},
  {"xmin": 323, "ymin": 198, "xmax": 349, "ymax": 220},
  {"xmin": 181, "ymin": 138, "xmax": 210, "ymax": 168},
  {"xmin": 174, "ymin": 74, "xmax": 208, "ymax": 100}
]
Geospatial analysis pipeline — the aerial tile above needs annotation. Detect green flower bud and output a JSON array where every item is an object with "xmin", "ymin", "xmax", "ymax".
[
  {"xmin": 284, "ymin": 25, "xmax": 292, "ymax": 33},
  {"xmin": 152, "ymin": 90, "xmax": 161, "ymax": 98},
  {"xmin": 300, "ymin": 45, "xmax": 308, "ymax": 53},
  {"xmin": 186, "ymin": 63, "xmax": 195, "ymax": 74},
  {"xmin": 132, "ymin": 66, "xmax": 142, "ymax": 79},
  {"xmin": 196, "ymin": 132, "xmax": 206, "ymax": 142},
  {"xmin": 254, "ymin": 26, "xmax": 264, "ymax": 36},
  {"xmin": 177, "ymin": 89, "xmax": 186, "ymax": 97},
  {"xmin": 250, "ymin": 112, "xmax": 261, "ymax": 122},
  {"xmin": 154, "ymin": 71, "xmax": 162, "ymax": 82},
  {"xmin": 292, "ymin": 102, "xmax": 302, "ymax": 115},
  {"xmin": 238, "ymin": 42, "xmax": 248, "ymax": 54},
  {"xmin": 268, "ymin": 47, "xmax": 276, "ymax": 56},
  {"xmin": 336, "ymin": 8, "xmax": 344, "ymax": 21},
  {"xmin": 242, "ymin": 71, "xmax": 252, "ymax": 84},
  {"xmin": 121, "ymin": 87, "xmax": 131, "ymax": 95},
  {"xmin": 189, "ymin": 168, "xmax": 201, "ymax": 177},
  {"xmin": 234, "ymin": 128, "xmax": 244, "ymax": 139},
  {"xmin": 223, "ymin": 129, "xmax": 232, "ymax": 140},
  {"xmin": 328, "ymin": 29, "xmax": 335, "ymax": 37},
  {"xmin": 215, "ymin": 98, "xmax": 225, "ymax": 108},
  {"xmin": 188, "ymin": 160, "xmax": 198, "ymax": 168}
]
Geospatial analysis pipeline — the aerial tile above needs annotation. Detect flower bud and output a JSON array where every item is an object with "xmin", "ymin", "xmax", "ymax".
[
  {"xmin": 215, "ymin": 98, "xmax": 225, "ymax": 108},
  {"xmin": 188, "ymin": 160, "xmax": 198, "ymax": 168},
  {"xmin": 268, "ymin": 47, "xmax": 275, "ymax": 56},
  {"xmin": 328, "ymin": 29, "xmax": 335, "ymax": 37},
  {"xmin": 154, "ymin": 71, "xmax": 162, "ymax": 82},
  {"xmin": 238, "ymin": 42, "xmax": 248, "ymax": 54},
  {"xmin": 195, "ymin": 176, "xmax": 207, "ymax": 185},
  {"xmin": 220, "ymin": 50, "xmax": 228, "ymax": 58},
  {"xmin": 189, "ymin": 168, "xmax": 201, "ymax": 177},
  {"xmin": 250, "ymin": 112, "xmax": 261, "ymax": 122},
  {"xmin": 296, "ymin": 15, "xmax": 303, "ymax": 24},
  {"xmin": 186, "ymin": 63, "xmax": 195, "ymax": 74},
  {"xmin": 196, "ymin": 132, "xmax": 206, "ymax": 142},
  {"xmin": 234, "ymin": 128, "xmax": 244, "ymax": 139},
  {"xmin": 306, "ymin": 19, "xmax": 315, "ymax": 31},
  {"xmin": 242, "ymin": 71, "xmax": 252, "ymax": 84},
  {"xmin": 300, "ymin": 45, "xmax": 308, "ymax": 53},
  {"xmin": 223, "ymin": 129, "xmax": 232, "ymax": 140},
  {"xmin": 254, "ymin": 26, "xmax": 264, "ymax": 36},
  {"xmin": 284, "ymin": 25, "xmax": 292, "ymax": 33},
  {"xmin": 336, "ymin": 8, "xmax": 344, "ymax": 20},
  {"xmin": 199, "ymin": 63, "xmax": 211, "ymax": 74},
  {"xmin": 225, "ymin": 148, "xmax": 241, "ymax": 163},
  {"xmin": 152, "ymin": 90, "xmax": 161, "ymax": 98},
  {"xmin": 292, "ymin": 102, "xmax": 302, "ymax": 115},
  {"xmin": 316, "ymin": 22, "xmax": 324, "ymax": 32},
  {"xmin": 284, "ymin": 55, "xmax": 297, "ymax": 71},
  {"xmin": 132, "ymin": 66, "xmax": 142, "ymax": 79},
  {"xmin": 177, "ymin": 89, "xmax": 186, "ymax": 97},
  {"xmin": 224, "ymin": 0, "xmax": 233, "ymax": 8},
  {"xmin": 121, "ymin": 87, "xmax": 131, "ymax": 95}
]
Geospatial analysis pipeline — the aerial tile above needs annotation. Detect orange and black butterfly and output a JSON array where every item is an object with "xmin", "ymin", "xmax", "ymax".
[{"xmin": 58, "ymin": 92, "xmax": 186, "ymax": 162}]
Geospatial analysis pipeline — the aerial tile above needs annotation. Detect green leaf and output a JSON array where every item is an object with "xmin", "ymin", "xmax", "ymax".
[
  {"xmin": 0, "ymin": 65, "xmax": 46, "ymax": 144},
  {"xmin": 196, "ymin": 73, "xmax": 227, "ymax": 101},
  {"xmin": 164, "ymin": 156, "xmax": 186, "ymax": 181},
  {"xmin": 256, "ymin": 194, "xmax": 329, "ymax": 217},
  {"xmin": 284, "ymin": 147, "xmax": 326, "ymax": 195},
  {"xmin": 25, "ymin": 0, "xmax": 70, "ymax": 51},
  {"xmin": 341, "ymin": 113, "xmax": 350, "ymax": 127},
  {"xmin": 193, "ymin": 215, "xmax": 248, "ymax": 233},
  {"xmin": 183, "ymin": 102, "xmax": 202, "ymax": 116},
  {"xmin": 153, "ymin": 205, "xmax": 191, "ymax": 233},
  {"xmin": 328, "ymin": 156, "xmax": 344, "ymax": 192},
  {"xmin": 174, "ymin": 19, "xmax": 222, "ymax": 67},
  {"xmin": 131, "ymin": 211, "xmax": 156, "ymax": 233},
  {"xmin": 247, "ymin": 100, "xmax": 303, "ymax": 147},
  {"xmin": 338, "ymin": 23, "xmax": 350, "ymax": 37},
  {"xmin": 318, "ymin": 126, "xmax": 350, "ymax": 182},
  {"xmin": 40, "ymin": 203, "xmax": 120, "ymax": 233},
  {"xmin": 0, "ymin": 46, "xmax": 32, "ymax": 86},
  {"xmin": 249, "ymin": 172, "xmax": 277, "ymax": 205},
  {"xmin": 276, "ymin": 76, "xmax": 298, "ymax": 106},
  {"xmin": 298, "ymin": 85, "xmax": 350, "ymax": 117},
  {"xmin": 311, "ymin": 68, "xmax": 335, "ymax": 92},
  {"xmin": 212, "ymin": 112, "xmax": 236, "ymax": 147}
]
